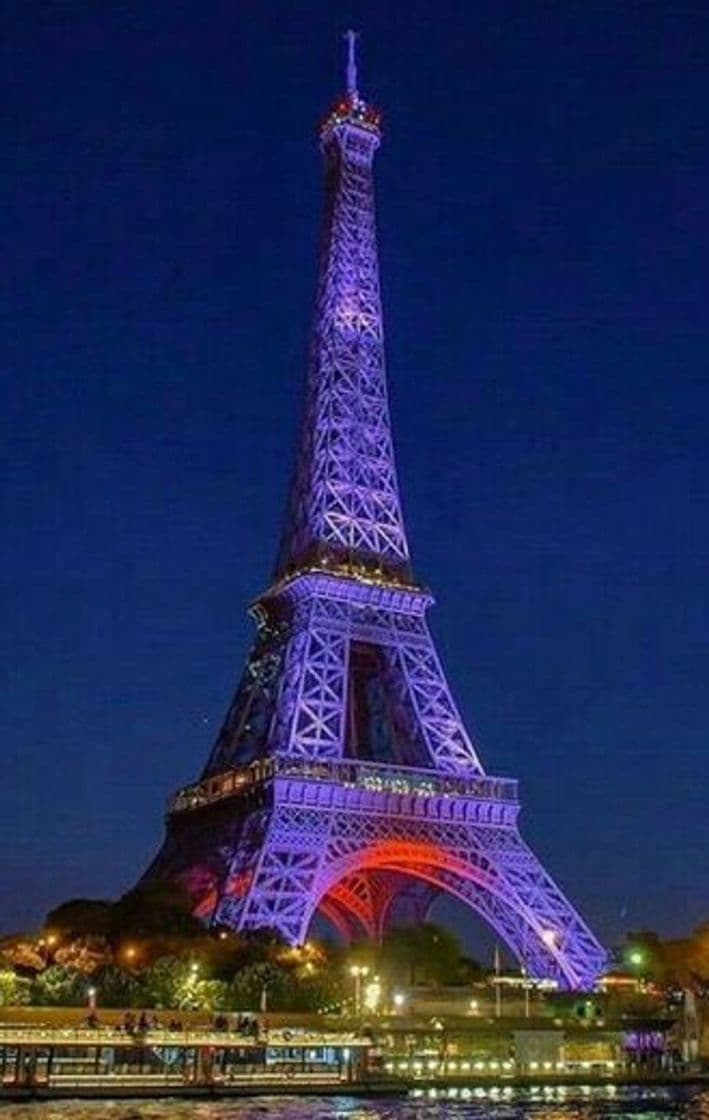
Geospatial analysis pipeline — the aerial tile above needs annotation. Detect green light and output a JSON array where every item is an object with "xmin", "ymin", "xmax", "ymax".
[{"xmin": 628, "ymin": 949, "xmax": 644, "ymax": 967}]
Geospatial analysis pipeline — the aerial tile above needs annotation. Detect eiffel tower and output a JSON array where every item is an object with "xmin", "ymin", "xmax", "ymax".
[{"xmin": 144, "ymin": 35, "xmax": 606, "ymax": 989}]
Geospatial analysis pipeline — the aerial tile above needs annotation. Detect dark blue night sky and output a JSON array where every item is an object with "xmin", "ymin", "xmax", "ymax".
[{"xmin": 2, "ymin": 1, "xmax": 707, "ymax": 949}]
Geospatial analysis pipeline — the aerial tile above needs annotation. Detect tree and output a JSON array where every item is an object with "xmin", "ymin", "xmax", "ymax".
[
  {"xmin": 44, "ymin": 899, "xmax": 113, "ymax": 939},
  {"xmin": 54, "ymin": 937, "xmax": 111, "ymax": 974},
  {"xmin": 32, "ymin": 965, "xmax": 88, "ymax": 1007},
  {"xmin": 380, "ymin": 923, "xmax": 463, "ymax": 987},
  {"xmin": 621, "ymin": 924, "xmax": 709, "ymax": 988},
  {"xmin": 1, "ymin": 940, "xmax": 45, "ymax": 975},
  {"xmin": 44, "ymin": 884, "xmax": 205, "ymax": 948},
  {"xmin": 142, "ymin": 956, "xmax": 227, "ymax": 1011},
  {"xmin": 109, "ymin": 884, "xmax": 205, "ymax": 941},
  {"xmin": 229, "ymin": 962, "xmax": 288, "ymax": 1011},
  {"xmin": 0, "ymin": 969, "xmax": 31, "ymax": 1007},
  {"xmin": 286, "ymin": 971, "xmax": 343, "ymax": 1013},
  {"xmin": 91, "ymin": 964, "xmax": 143, "ymax": 1008}
]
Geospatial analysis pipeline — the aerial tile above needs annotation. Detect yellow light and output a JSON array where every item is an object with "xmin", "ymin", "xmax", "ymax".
[{"xmin": 363, "ymin": 976, "xmax": 381, "ymax": 1011}]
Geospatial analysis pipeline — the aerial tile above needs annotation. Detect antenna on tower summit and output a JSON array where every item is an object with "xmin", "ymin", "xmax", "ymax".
[{"xmin": 345, "ymin": 29, "xmax": 359, "ymax": 96}]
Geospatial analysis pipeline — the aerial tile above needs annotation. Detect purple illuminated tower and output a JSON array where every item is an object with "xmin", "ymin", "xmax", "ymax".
[{"xmin": 144, "ymin": 35, "xmax": 606, "ymax": 989}]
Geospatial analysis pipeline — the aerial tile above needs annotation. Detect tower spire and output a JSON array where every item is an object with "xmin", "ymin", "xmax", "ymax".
[
  {"xmin": 275, "ymin": 34, "xmax": 407, "ymax": 584},
  {"xmin": 345, "ymin": 29, "xmax": 358, "ymax": 96}
]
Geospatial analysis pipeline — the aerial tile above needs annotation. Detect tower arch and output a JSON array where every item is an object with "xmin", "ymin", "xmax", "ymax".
[{"xmin": 306, "ymin": 838, "xmax": 595, "ymax": 990}]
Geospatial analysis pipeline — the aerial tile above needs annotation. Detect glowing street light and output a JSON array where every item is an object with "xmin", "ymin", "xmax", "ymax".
[
  {"xmin": 87, "ymin": 986, "xmax": 97, "ymax": 1013},
  {"xmin": 628, "ymin": 949, "xmax": 645, "ymax": 968},
  {"xmin": 392, "ymin": 991, "xmax": 406, "ymax": 1013},
  {"xmin": 468, "ymin": 998, "xmax": 480, "ymax": 1015}
]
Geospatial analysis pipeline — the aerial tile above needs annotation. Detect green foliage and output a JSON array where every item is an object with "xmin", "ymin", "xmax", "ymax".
[
  {"xmin": 90, "ymin": 964, "xmax": 142, "ymax": 1008},
  {"xmin": 31, "ymin": 965, "xmax": 88, "ymax": 1006},
  {"xmin": 142, "ymin": 956, "xmax": 227, "ymax": 1011},
  {"xmin": 229, "ymin": 962, "xmax": 286, "ymax": 1010},
  {"xmin": 287, "ymin": 971, "xmax": 343, "ymax": 1013},
  {"xmin": 0, "ymin": 969, "xmax": 31, "ymax": 1007}
]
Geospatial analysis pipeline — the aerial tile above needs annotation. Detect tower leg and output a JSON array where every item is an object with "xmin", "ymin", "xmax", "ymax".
[{"xmin": 214, "ymin": 805, "xmax": 332, "ymax": 943}]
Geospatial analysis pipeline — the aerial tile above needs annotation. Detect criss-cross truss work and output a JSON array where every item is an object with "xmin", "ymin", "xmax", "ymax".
[{"xmin": 143, "ymin": 37, "xmax": 607, "ymax": 990}]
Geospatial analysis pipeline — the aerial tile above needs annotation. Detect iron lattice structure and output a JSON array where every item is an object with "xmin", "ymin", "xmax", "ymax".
[{"xmin": 144, "ymin": 41, "xmax": 606, "ymax": 990}]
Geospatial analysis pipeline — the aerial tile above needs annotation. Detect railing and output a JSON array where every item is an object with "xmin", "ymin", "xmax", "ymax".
[
  {"xmin": 0, "ymin": 1024, "xmax": 365, "ymax": 1048},
  {"xmin": 169, "ymin": 757, "xmax": 518, "ymax": 816}
]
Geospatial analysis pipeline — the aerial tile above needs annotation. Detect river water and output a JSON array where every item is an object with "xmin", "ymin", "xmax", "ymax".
[{"xmin": 0, "ymin": 1086, "xmax": 707, "ymax": 1120}]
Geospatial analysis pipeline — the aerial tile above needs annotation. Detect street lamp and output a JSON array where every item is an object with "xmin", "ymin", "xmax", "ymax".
[
  {"xmin": 87, "ymin": 986, "xmax": 97, "ymax": 1014},
  {"xmin": 626, "ymin": 947, "xmax": 646, "ymax": 989},
  {"xmin": 392, "ymin": 991, "xmax": 406, "ymax": 1013}
]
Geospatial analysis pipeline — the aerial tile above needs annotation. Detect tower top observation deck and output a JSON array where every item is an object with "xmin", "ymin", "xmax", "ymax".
[{"xmin": 321, "ymin": 32, "xmax": 381, "ymax": 141}]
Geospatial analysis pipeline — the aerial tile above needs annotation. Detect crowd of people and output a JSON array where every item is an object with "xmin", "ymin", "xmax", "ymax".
[{"xmin": 81, "ymin": 1010, "xmax": 260, "ymax": 1036}]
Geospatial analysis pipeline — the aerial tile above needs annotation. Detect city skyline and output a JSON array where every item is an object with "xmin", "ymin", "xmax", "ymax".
[{"xmin": 2, "ymin": 1, "xmax": 708, "ymax": 948}]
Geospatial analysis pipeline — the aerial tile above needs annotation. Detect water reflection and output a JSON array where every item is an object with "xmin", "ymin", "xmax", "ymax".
[{"xmin": 0, "ymin": 1087, "xmax": 706, "ymax": 1120}]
